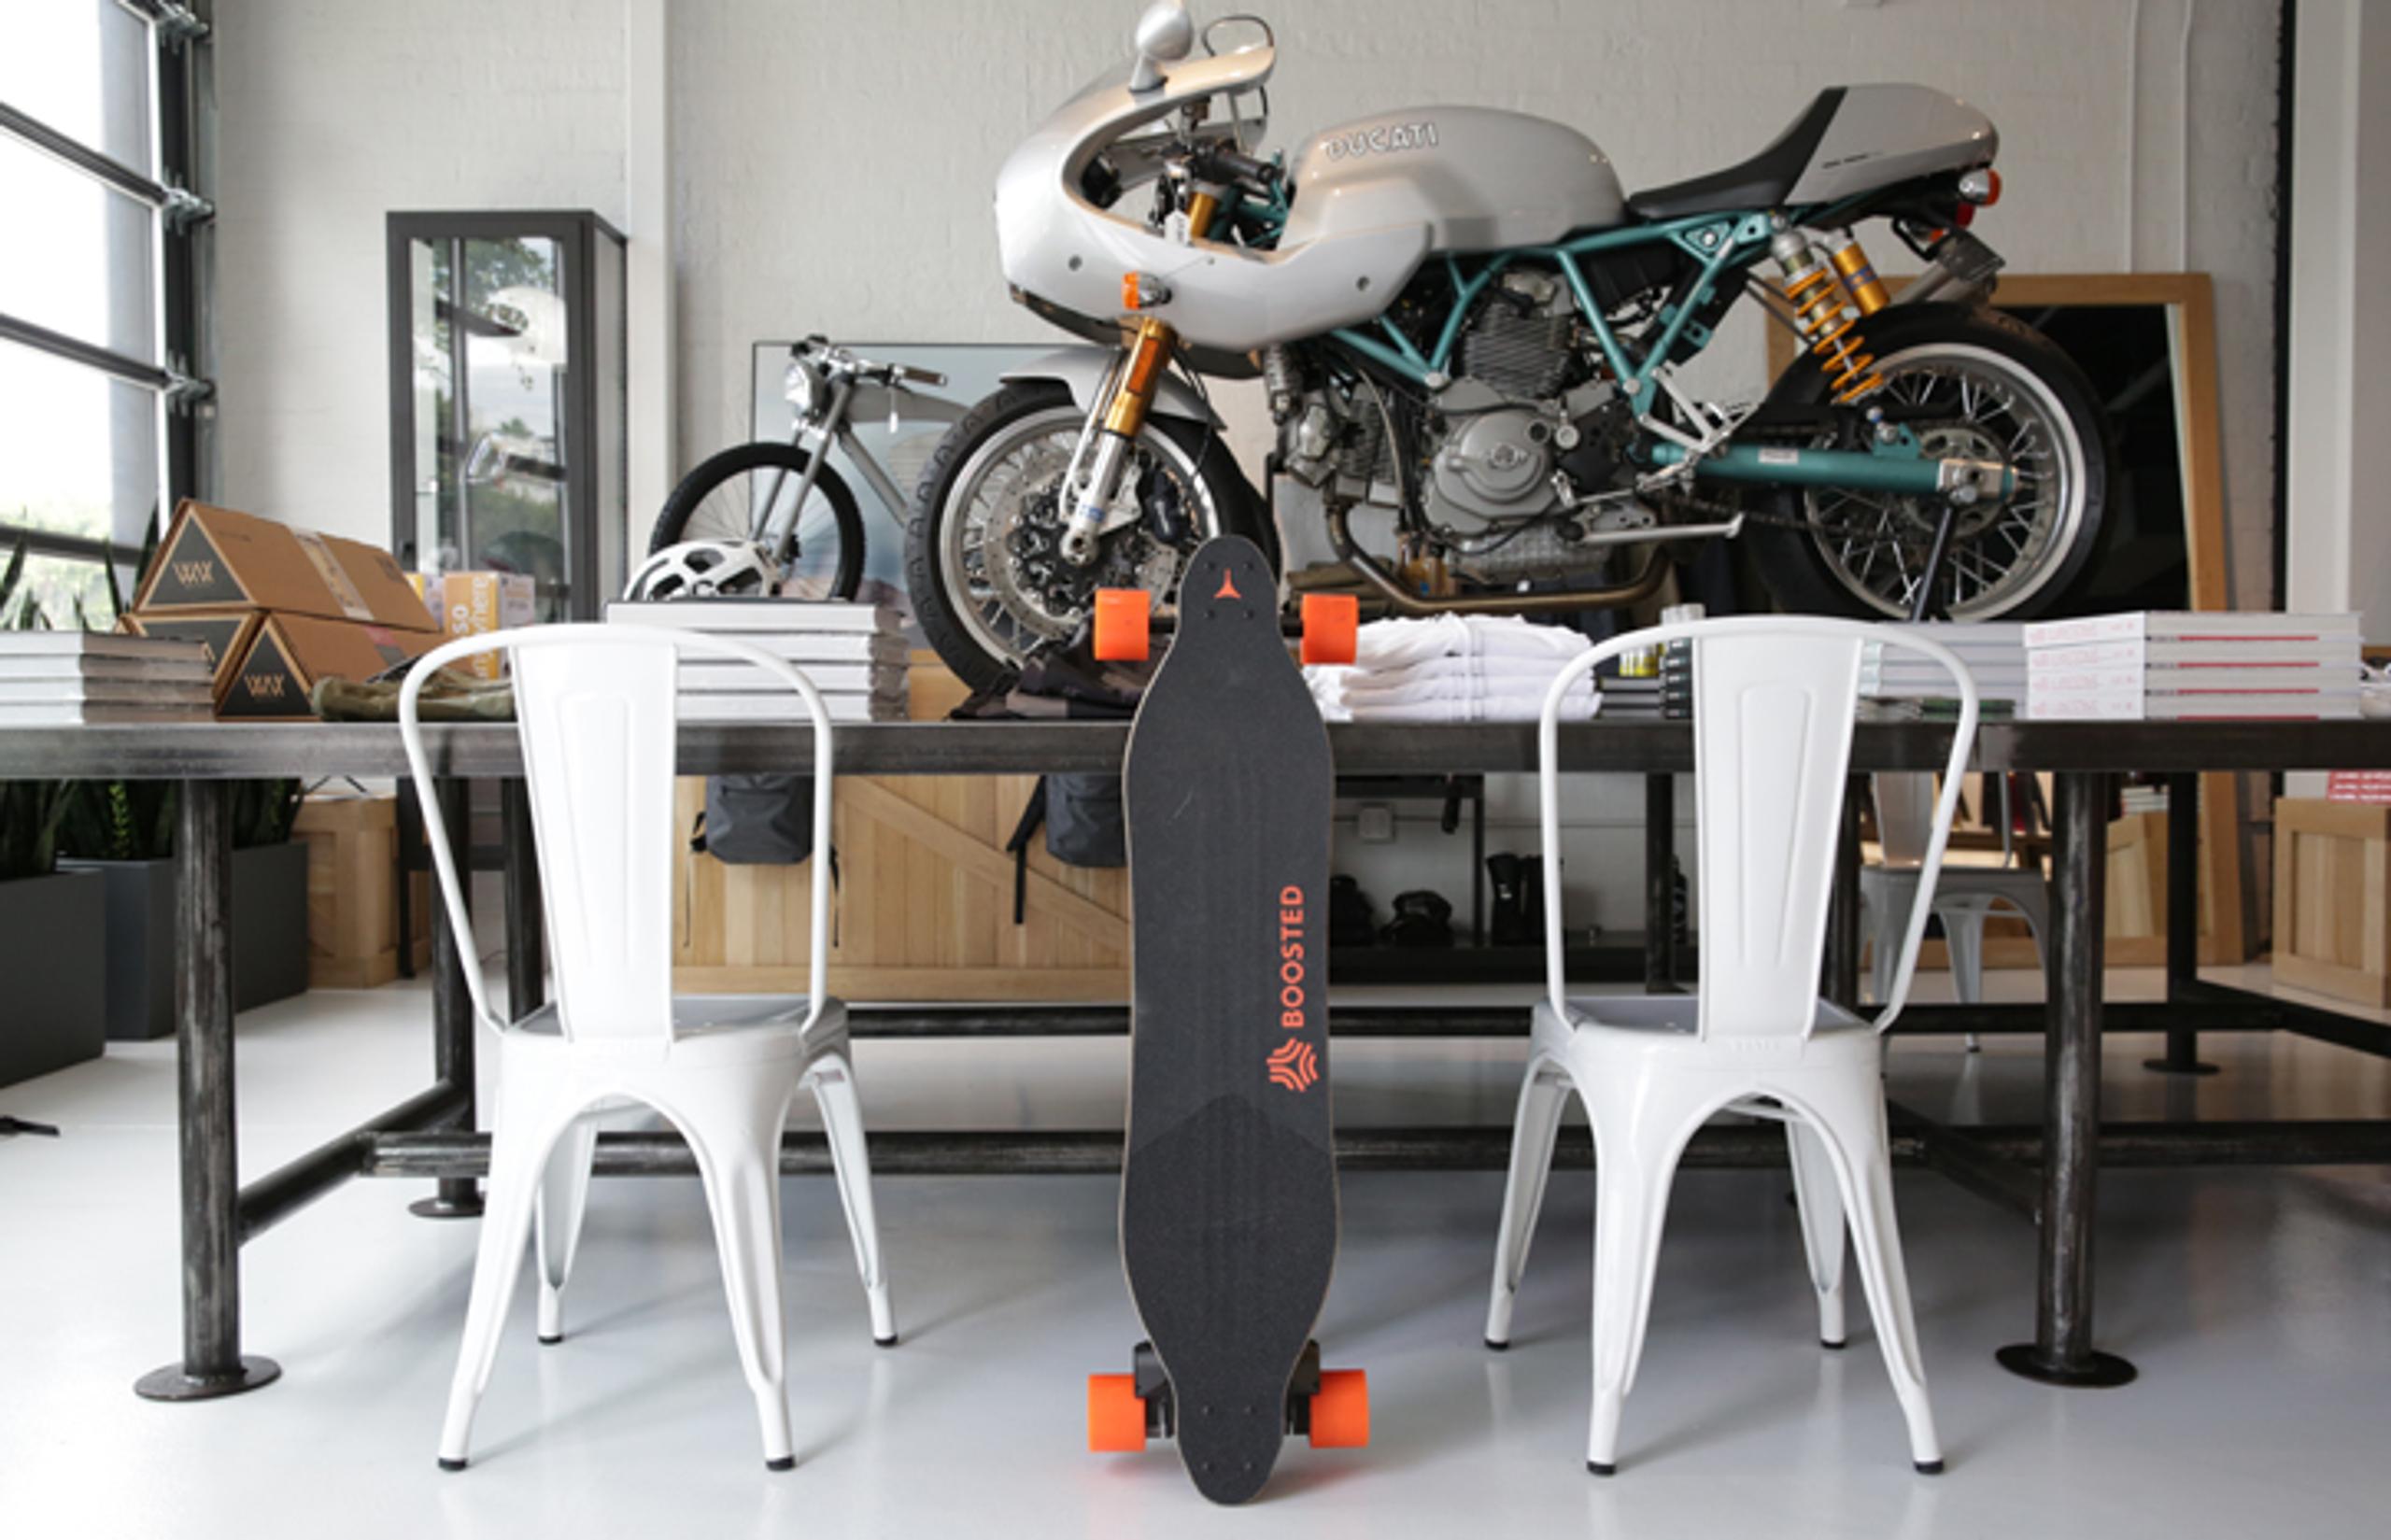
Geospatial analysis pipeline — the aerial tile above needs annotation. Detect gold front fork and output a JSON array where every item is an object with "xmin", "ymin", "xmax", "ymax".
[{"xmin": 1060, "ymin": 191, "xmax": 1214, "ymax": 566}]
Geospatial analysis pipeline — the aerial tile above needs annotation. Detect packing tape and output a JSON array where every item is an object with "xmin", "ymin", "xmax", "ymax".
[{"xmin": 292, "ymin": 530, "xmax": 375, "ymax": 622}]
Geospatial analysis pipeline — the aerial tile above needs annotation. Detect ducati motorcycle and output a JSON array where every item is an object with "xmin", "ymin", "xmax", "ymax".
[{"xmin": 906, "ymin": 2, "xmax": 2108, "ymax": 690}]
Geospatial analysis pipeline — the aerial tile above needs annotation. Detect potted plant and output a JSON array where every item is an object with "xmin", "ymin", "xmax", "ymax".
[
  {"xmin": 59, "ymin": 780, "xmax": 311, "ymax": 1039},
  {"xmin": 48, "ymin": 529, "xmax": 312, "ymax": 1039},
  {"xmin": 0, "ymin": 543, "xmax": 106, "ymax": 1086}
]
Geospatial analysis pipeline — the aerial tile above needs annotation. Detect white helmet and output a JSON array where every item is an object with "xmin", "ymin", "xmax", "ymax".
[{"xmin": 623, "ymin": 540, "xmax": 781, "ymax": 601}]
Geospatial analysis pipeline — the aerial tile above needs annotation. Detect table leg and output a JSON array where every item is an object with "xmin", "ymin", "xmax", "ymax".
[
  {"xmin": 411, "ymin": 778, "xmax": 483, "ymax": 1220},
  {"xmin": 1998, "ymin": 770, "xmax": 2137, "ymax": 1386},
  {"xmin": 135, "ymin": 780, "xmax": 280, "ymax": 1400},
  {"xmin": 1645, "ymin": 773, "xmax": 1676, "ymax": 991},
  {"xmin": 2145, "ymin": 770, "xmax": 2219, "ymax": 1075},
  {"xmin": 502, "ymin": 780, "xmax": 545, "ymax": 1018}
]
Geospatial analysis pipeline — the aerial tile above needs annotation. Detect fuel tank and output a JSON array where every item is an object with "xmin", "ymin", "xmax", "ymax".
[{"xmin": 1280, "ymin": 106, "xmax": 1627, "ymax": 255}]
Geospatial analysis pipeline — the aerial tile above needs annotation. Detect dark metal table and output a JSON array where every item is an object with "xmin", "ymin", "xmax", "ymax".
[{"xmin": 6, "ymin": 719, "xmax": 2389, "ymax": 1403}]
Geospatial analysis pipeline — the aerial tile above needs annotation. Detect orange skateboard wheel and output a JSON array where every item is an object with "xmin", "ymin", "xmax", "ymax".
[
  {"xmin": 1299, "ymin": 593, "xmax": 1359, "ymax": 667},
  {"xmin": 1307, "ymin": 1368, "xmax": 1369, "ymax": 1448},
  {"xmin": 1087, "ymin": 1373, "xmax": 1148, "ymax": 1452},
  {"xmin": 1091, "ymin": 588, "xmax": 1151, "ymax": 663}
]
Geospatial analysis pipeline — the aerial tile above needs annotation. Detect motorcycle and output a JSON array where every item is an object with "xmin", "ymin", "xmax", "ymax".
[{"xmin": 906, "ymin": 2, "xmax": 2110, "ymax": 690}]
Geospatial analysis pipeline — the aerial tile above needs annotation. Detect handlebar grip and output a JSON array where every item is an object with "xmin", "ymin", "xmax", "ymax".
[{"xmin": 892, "ymin": 363, "xmax": 948, "ymax": 387}]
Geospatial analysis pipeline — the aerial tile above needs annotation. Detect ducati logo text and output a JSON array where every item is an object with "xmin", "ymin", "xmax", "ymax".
[{"xmin": 1322, "ymin": 120, "xmax": 1438, "ymax": 162}]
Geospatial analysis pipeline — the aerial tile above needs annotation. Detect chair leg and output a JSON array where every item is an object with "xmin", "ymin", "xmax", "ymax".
[
  {"xmin": 1581, "ymin": 1089, "xmax": 1692, "ymax": 1476},
  {"xmin": 437, "ymin": 1100, "xmax": 574, "ymax": 1470},
  {"xmin": 534, "ymin": 1118, "xmax": 599, "ymax": 1345},
  {"xmin": 686, "ymin": 1081, "xmax": 799, "ymax": 1471},
  {"xmin": 809, "ymin": 1053, "xmax": 898, "ymax": 1347},
  {"xmin": 1941, "ymin": 899, "xmax": 1988, "ymax": 1052},
  {"xmin": 1485, "ymin": 1059, "xmax": 1571, "ymax": 1349},
  {"xmin": 1785, "ymin": 1121, "xmax": 1847, "ymax": 1349},
  {"xmin": 1811, "ymin": 1082, "xmax": 1944, "ymax": 1473},
  {"xmin": 1862, "ymin": 884, "xmax": 1900, "ymax": 1008}
]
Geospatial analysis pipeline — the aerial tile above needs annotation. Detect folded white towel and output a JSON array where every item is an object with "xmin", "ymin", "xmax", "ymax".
[
  {"xmin": 1347, "ymin": 614, "xmax": 1593, "ymax": 671},
  {"xmin": 1338, "ymin": 656, "xmax": 1590, "ymax": 704}
]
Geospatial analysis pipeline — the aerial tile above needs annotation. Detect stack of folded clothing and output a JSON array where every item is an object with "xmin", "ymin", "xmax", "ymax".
[{"xmin": 1304, "ymin": 614, "xmax": 1594, "ymax": 722}]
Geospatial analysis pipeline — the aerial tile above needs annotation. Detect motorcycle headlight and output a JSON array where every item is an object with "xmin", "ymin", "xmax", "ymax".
[{"xmin": 783, "ymin": 360, "xmax": 819, "ymax": 416}]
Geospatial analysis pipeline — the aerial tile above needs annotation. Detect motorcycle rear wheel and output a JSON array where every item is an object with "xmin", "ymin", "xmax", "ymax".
[{"xmin": 1751, "ymin": 304, "xmax": 2111, "ymax": 621}]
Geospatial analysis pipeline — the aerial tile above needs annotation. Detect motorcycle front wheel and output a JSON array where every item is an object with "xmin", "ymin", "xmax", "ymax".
[
  {"xmin": 1751, "ymin": 304, "xmax": 2111, "ymax": 621},
  {"xmin": 905, "ymin": 380, "xmax": 1275, "ymax": 692},
  {"xmin": 649, "ymin": 440, "xmax": 867, "ymax": 600}
]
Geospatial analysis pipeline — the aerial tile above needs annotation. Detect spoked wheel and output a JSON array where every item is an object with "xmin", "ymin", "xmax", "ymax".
[
  {"xmin": 1754, "ymin": 306, "xmax": 2110, "ymax": 621},
  {"xmin": 907, "ymin": 381, "xmax": 1275, "ymax": 692},
  {"xmin": 649, "ymin": 441, "xmax": 867, "ymax": 600}
]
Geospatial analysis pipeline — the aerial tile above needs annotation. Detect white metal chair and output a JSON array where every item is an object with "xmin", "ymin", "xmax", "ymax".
[
  {"xmin": 1863, "ymin": 772, "xmax": 2048, "ymax": 1049},
  {"xmin": 1482, "ymin": 616, "xmax": 1976, "ymax": 1476},
  {"xmin": 400, "ymin": 624, "xmax": 896, "ymax": 1473}
]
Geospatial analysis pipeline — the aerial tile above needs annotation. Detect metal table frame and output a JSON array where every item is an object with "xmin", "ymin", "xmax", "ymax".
[{"xmin": 6, "ymin": 720, "xmax": 2388, "ymax": 1402}]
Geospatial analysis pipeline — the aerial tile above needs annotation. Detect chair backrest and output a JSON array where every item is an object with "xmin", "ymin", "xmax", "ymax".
[
  {"xmin": 399, "ymin": 623, "xmax": 838, "ymax": 1046},
  {"xmin": 1537, "ymin": 616, "xmax": 1977, "ymax": 1038}
]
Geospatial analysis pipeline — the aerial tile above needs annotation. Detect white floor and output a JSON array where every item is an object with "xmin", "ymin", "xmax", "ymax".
[{"xmin": 3, "ymin": 967, "xmax": 2388, "ymax": 1537}]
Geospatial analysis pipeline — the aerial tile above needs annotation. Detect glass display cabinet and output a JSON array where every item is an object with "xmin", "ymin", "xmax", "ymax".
[{"xmin": 386, "ymin": 210, "xmax": 626, "ymax": 620}]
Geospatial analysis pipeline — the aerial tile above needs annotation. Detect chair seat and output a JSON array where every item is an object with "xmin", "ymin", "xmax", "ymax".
[
  {"xmin": 504, "ymin": 995, "xmax": 848, "ymax": 1067},
  {"xmin": 1537, "ymin": 993, "xmax": 1880, "ymax": 1076},
  {"xmin": 1864, "ymin": 866, "xmax": 2047, "ymax": 901}
]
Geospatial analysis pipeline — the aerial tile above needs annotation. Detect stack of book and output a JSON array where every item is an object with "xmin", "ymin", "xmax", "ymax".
[
  {"xmin": 1593, "ymin": 659, "xmax": 1692, "ymax": 720},
  {"xmin": 2023, "ymin": 612, "xmax": 2362, "ymax": 721},
  {"xmin": 1860, "ymin": 623, "xmax": 2025, "ymax": 720},
  {"xmin": 0, "ymin": 633, "xmax": 216, "ymax": 725},
  {"xmin": 604, "ymin": 599, "xmax": 909, "ymax": 723}
]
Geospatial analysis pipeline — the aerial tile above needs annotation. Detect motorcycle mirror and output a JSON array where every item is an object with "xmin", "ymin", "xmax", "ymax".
[{"xmin": 1129, "ymin": 0, "xmax": 1194, "ymax": 92}]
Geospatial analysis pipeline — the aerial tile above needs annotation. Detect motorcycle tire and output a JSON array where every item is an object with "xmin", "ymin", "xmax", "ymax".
[
  {"xmin": 649, "ymin": 440, "xmax": 867, "ymax": 600},
  {"xmin": 906, "ymin": 379, "xmax": 1277, "ymax": 693},
  {"xmin": 1750, "ymin": 304, "xmax": 2112, "ymax": 622}
]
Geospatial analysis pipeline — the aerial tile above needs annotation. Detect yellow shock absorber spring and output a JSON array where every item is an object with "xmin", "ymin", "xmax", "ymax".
[{"xmin": 1784, "ymin": 265, "xmax": 1885, "ymax": 404}]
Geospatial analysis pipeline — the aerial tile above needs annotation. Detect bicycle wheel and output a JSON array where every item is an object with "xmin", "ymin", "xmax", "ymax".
[{"xmin": 650, "ymin": 441, "xmax": 867, "ymax": 600}]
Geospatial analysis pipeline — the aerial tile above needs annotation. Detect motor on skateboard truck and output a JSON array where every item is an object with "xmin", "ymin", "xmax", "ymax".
[
  {"xmin": 1085, "ymin": 539, "xmax": 1367, "ymax": 1505},
  {"xmin": 1088, "ymin": 1341, "xmax": 1369, "ymax": 1451}
]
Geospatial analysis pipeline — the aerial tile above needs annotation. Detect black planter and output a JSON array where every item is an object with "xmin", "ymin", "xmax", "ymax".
[
  {"xmin": 0, "ymin": 869, "xmax": 107, "ymax": 1086},
  {"xmin": 66, "ymin": 841, "xmax": 310, "ymax": 1041}
]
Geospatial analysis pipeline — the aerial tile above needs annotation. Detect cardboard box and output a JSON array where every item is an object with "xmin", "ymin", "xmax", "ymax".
[
  {"xmin": 2272, "ymin": 798, "xmax": 2391, "ymax": 1007},
  {"xmin": 134, "ymin": 501, "xmax": 437, "ymax": 631},
  {"xmin": 415, "ymin": 571, "xmax": 538, "ymax": 680},
  {"xmin": 118, "ymin": 608, "xmax": 262, "ymax": 699},
  {"xmin": 217, "ymin": 614, "xmax": 443, "ymax": 720},
  {"xmin": 292, "ymin": 795, "xmax": 431, "ymax": 989}
]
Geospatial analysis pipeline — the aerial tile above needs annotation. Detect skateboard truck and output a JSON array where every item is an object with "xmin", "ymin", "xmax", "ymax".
[
  {"xmin": 1089, "ymin": 1340, "xmax": 1369, "ymax": 1453},
  {"xmin": 1091, "ymin": 586, "xmax": 1359, "ymax": 668}
]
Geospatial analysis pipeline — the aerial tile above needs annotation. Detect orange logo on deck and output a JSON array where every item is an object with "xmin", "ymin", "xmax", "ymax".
[
  {"xmin": 1266, "ymin": 1039, "xmax": 1320, "ymax": 1093},
  {"xmin": 1213, "ymin": 568, "xmax": 1242, "ymax": 600}
]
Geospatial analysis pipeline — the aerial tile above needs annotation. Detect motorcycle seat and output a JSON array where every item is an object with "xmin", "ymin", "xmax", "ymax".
[{"xmin": 1626, "ymin": 88, "xmax": 1846, "ymax": 221}]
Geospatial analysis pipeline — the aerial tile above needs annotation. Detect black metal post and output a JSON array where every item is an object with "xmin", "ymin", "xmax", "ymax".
[
  {"xmin": 1644, "ymin": 773, "xmax": 1677, "ymax": 991},
  {"xmin": 501, "ymin": 781, "xmax": 545, "ymax": 1018},
  {"xmin": 2146, "ymin": 771, "xmax": 2219, "ymax": 1074},
  {"xmin": 136, "ymin": 780, "xmax": 280, "ymax": 1400},
  {"xmin": 411, "ymin": 779, "xmax": 484, "ymax": 1219},
  {"xmin": 1999, "ymin": 770, "xmax": 2137, "ymax": 1386}
]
